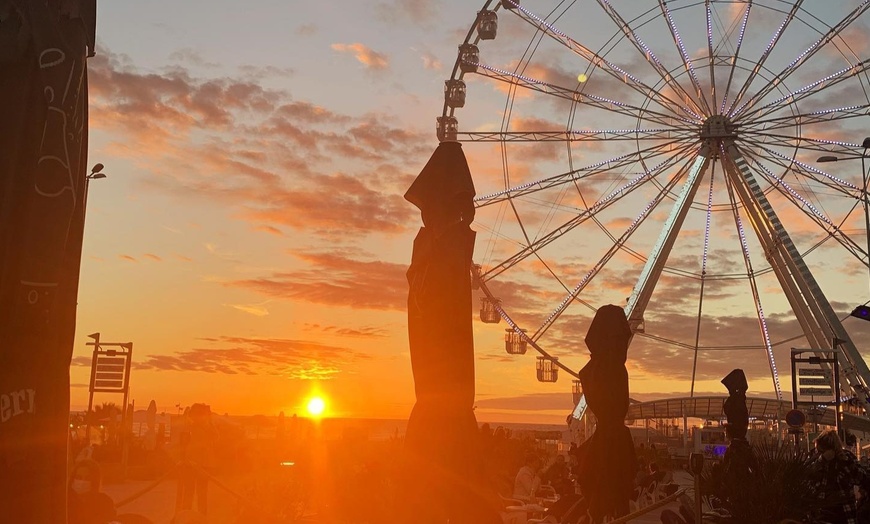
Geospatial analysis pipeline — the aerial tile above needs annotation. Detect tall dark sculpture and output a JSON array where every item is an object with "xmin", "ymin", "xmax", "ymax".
[
  {"xmin": 576, "ymin": 305, "xmax": 637, "ymax": 522},
  {"xmin": 402, "ymin": 142, "xmax": 498, "ymax": 523},
  {"xmin": 0, "ymin": 2, "xmax": 95, "ymax": 521},
  {"xmin": 721, "ymin": 369, "xmax": 754, "ymax": 481}
]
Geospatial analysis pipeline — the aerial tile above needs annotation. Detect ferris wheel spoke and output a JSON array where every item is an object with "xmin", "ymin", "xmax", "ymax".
[
  {"xmin": 595, "ymin": 0, "xmax": 705, "ymax": 116},
  {"xmin": 718, "ymin": 1, "xmax": 752, "ymax": 115},
  {"xmin": 751, "ymin": 142, "xmax": 860, "ymax": 195},
  {"xmin": 725, "ymin": 0, "xmax": 804, "ymax": 117},
  {"xmin": 470, "ymin": 62, "xmax": 696, "ymax": 127},
  {"xmin": 741, "ymin": 149, "xmax": 868, "ymax": 264},
  {"xmin": 732, "ymin": 1, "xmax": 870, "ymax": 119},
  {"xmin": 474, "ymin": 136, "xmax": 696, "ymax": 208},
  {"xmin": 741, "ymin": 103, "xmax": 870, "ymax": 132},
  {"xmin": 658, "ymin": 0, "xmax": 712, "ymax": 115},
  {"xmin": 456, "ymin": 128, "xmax": 695, "ymax": 143},
  {"xmin": 533, "ymin": 152, "xmax": 701, "ymax": 342},
  {"xmin": 746, "ymin": 148, "xmax": 854, "ymax": 200},
  {"xmin": 479, "ymin": 145, "xmax": 698, "ymax": 282},
  {"xmin": 689, "ymin": 156, "xmax": 717, "ymax": 397},
  {"xmin": 704, "ymin": 1, "xmax": 717, "ymax": 113},
  {"xmin": 741, "ymin": 132, "xmax": 866, "ymax": 157},
  {"xmin": 736, "ymin": 59, "xmax": 870, "ymax": 123},
  {"xmin": 507, "ymin": 3, "xmax": 703, "ymax": 121}
]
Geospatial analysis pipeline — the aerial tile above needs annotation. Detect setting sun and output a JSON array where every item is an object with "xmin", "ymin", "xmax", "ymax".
[{"xmin": 306, "ymin": 397, "xmax": 326, "ymax": 417}]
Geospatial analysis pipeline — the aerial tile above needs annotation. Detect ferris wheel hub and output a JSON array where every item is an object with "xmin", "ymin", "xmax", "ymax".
[{"xmin": 700, "ymin": 115, "xmax": 738, "ymax": 141}]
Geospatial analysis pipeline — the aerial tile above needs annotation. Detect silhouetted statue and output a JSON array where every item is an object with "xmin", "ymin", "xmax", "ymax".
[
  {"xmin": 575, "ymin": 305, "xmax": 637, "ymax": 522},
  {"xmin": 402, "ymin": 142, "xmax": 499, "ymax": 523},
  {"xmin": 721, "ymin": 369, "xmax": 749, "ymax": 441},
  {"xmin": 0, "ymin": 2, "xmax": 95, "ymax": 522},
  {"xmin": 721, "ymin": 369, "xmax": 754, "ymax": 483}
]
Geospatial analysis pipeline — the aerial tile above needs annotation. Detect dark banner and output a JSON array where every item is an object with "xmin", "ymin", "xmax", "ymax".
[{"xmin": 0, "ymin": 1, "xmax": 94, "ymax": 521}]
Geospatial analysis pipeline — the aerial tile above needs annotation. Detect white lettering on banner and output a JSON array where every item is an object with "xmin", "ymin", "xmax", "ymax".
[{"xmin": 0, "ymin": 389, "xmax": 35, "ymax": 423}]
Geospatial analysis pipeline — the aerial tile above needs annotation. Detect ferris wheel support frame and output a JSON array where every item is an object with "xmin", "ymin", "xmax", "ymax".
[
  {"xmin": 574, "ymin": 127, "xmax": 870, "ymax": 425},
  {"xmin": 721, "ymin": 143, "xmax": 870, "ymax": 414},
  {"xmin": 624, "ymin": 149, "xmax": 712, "ymax": 333}
]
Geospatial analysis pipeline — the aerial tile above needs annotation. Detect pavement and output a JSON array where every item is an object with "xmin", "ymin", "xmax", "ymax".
[
  {"xmin": 103, "ymin": 469, "xmax": 696, "ymax": 523},
  {"xmin": 104, "ymin": 475, "xmax": 245, "ymax": 524}
]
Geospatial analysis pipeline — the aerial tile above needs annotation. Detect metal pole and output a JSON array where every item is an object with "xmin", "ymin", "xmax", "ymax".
[
  {"xmin": 85, "ymin": 333, "xmax": 101, "ymax": 443},
  {"xmin": 834, "ymin": 349, "xmax": 842, "ymax": 440},
  {"xmin": 863, "ymin": 148, "xmax": 870, "ymax": 295},
  {"xmin": 791, "ymin": 351, "xmax": 799, "ymax": 448},
  {"xmin": 121, "ymin": 343, "xmax": 133, "ymax": 478}
]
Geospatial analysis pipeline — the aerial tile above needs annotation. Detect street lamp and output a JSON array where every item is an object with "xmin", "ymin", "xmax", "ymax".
[
  {"xmin": 88, "ymin": 163, "xmax": 107, "ymax": 180},
  {"xmin": 83, "ymin": 163, "xmax": 106, "ymax": 235},
  {"xmin": 817, "ymin": 137, "xmax": 870, "ymax": 320}
]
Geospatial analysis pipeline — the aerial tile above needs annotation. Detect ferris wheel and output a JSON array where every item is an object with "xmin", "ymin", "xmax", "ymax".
[{"xmin": 441, "ymin": 0, "xmax": 870, "ymax": 414}]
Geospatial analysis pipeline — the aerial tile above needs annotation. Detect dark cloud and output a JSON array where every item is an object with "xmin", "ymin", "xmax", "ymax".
[
  {"xmin": 376, "ymin": 0, "xmax": 441, "ymax": 27},
  {"xmin": 302, "ymin": 323, "xmax": 391, "ymax": 339},
  {"xmin": 132, "ymin": 336, "xmax": 370, "ymax": 379},
  {"xmin": 225, "ymin": 252, "xmax": 407, "ymax": 310}
]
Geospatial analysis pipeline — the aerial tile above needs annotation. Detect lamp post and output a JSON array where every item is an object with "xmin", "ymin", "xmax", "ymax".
[
  {"xmin": 818, "ymin": 137, "xmax": 870, "ymax": 318},
  {"xmin": 84, "ymin": 163, "xmax": 106, "ymax": 217}
]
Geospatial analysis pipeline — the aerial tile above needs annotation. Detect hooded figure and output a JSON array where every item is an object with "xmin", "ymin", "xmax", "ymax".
[
  {"xmin": 575, "ymin": 305, "xmax": 637, "ymax": 522},
  {"xmin": 720, "ymin": 369, "xmax": 755, "ymax": 484},
  {"xmin": 401, "ymin": 142, "xmax": 499, "ymax": 523}
]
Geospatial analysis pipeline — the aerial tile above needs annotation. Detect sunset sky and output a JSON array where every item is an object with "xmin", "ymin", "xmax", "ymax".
[{"xmin": 72, "ymin": 0, "xmax": 870, "ymax": 424}]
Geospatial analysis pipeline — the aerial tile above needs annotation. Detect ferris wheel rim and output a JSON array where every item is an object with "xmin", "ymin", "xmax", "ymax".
[{"xmin": 447, "ymin": 0, "xmax": 870, "ymax": 394}]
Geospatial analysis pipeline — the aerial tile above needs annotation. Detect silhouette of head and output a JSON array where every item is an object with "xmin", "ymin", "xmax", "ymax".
[
  {"xmin": 405, "ymin": 142, "xmax": 476, "ymax": 228},
  {"xmin": 584, "ymin": 304, "xmax": 631, "ymax": 362},
  {"xmin": 70, "ymin": 459, "xmax": 102, "ymax": 494},
  {"xmin": 815, "ymin": 429, "xmax": 843, "ymax": 460},
  {"xmin": 721, "ymin": 369, "xmax": 748, "ymax": 395}
]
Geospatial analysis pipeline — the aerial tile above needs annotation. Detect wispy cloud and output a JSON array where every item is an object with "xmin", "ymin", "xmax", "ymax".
[
  {"xmin": 419, "ymin": 50, "xmax": 442, "ymax": 71},
  {"xmin": 295, "ymin": 24, "xmax": 318, "ymax": 37},
  {"xmin": 331, "ymin": 43, "xmax": 389, "ymax": 70},
  {"xmin": 131, "ymin": 336, "xmax": 370, "ymax": 378},
  {"xmin": 87, "ymin": 50, "xmax": 427, "ymax": 241},
  {"xmin": 226, "ymin": 303, "xmax": 270, "ymax": 317}
]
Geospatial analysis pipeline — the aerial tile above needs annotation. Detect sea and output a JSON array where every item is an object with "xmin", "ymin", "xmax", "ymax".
[{"xmin": 123, "ymin": 413, "xmax": 570, "ymax": 443}]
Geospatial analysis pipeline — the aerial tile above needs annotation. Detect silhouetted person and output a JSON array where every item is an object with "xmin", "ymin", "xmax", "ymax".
[
  {"xmin": 68, "ymin": 459, "xmax": 116, "ymax": 524},
  {"xmin": 513, "ymin": 453, "xmax": 542, "ymax": 502},
  {"xmin": 178, "ymin": 404, "xmax": 217, "ymax": 515},
  {"xmin": 542, "ymin": 454, "xmax": 573, "ymax": 497},
  {"xmin": 810, "ymin": 430, "xmax": 870, "ymax": 523}
]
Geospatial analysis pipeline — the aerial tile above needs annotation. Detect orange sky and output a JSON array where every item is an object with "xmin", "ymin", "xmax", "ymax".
[{"xmin": 71, "ymin": 1, "xmax": 870, "ymax": 424}]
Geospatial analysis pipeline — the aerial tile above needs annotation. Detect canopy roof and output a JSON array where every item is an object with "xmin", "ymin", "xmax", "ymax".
[{"xmin": 624, "ymin": 396, "xmax": 870, "ymax": 435}]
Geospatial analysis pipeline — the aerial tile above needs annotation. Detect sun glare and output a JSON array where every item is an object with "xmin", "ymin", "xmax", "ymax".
[{"xmin": 306, "ymin": 397, "xmax": 326, "ymax": 417}]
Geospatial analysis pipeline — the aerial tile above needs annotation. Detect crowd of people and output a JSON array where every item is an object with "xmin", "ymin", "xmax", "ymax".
[
  {"xmin": 63, "ymin": 412, "xmax": 870, "ymax": 524},
  {"xmin": 500, "ymin": 429, "xmax": 870, "ymax": 524}
]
